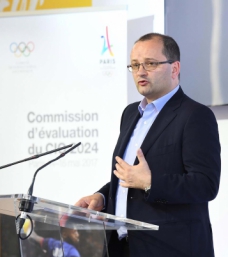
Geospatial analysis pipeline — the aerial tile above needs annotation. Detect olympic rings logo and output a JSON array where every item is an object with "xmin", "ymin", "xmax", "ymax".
[{"xmin": 10, "ymin": 42, "xmax": 35, "ymax": 57}]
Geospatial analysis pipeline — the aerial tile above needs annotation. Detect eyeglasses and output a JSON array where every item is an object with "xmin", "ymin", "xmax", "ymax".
[{"xmin": 127, "ymin": 60, "xmax": 175, "ymax": 72}]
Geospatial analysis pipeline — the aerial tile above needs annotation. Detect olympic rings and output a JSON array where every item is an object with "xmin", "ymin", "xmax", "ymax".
[{"xmin": 10, "ymin": 42, "xmax": 35, "ymax": 57}]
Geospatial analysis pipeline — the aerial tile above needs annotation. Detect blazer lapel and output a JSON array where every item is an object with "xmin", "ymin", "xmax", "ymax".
[
  {"xmin": 110, "ymin": 107, "xmax": 141, "ymax": 198},
  {"xmin": 138, "ymin": 88, "xmax": 184, "ymax": 161},
  {"xmin": 114, "ymin": 108, "xmax": 141, "ymax": 159}
]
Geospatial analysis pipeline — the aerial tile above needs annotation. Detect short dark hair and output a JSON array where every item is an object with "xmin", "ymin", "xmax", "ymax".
[{"xmin": 135, "ymin": 33, "xmax": 180, "ymax": 62}]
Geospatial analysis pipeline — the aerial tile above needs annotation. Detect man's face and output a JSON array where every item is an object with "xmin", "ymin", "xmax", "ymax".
[
  {"xmin": 130, "ymin": 38, "xmax": 179, "ymax": 103},
  {"xmin": 68, "ymin": 229, "xmax": 80, "ymax": 244},
  {"xmin": 62, "ymin": 228, "xmax": 80, "ymax": 244}
]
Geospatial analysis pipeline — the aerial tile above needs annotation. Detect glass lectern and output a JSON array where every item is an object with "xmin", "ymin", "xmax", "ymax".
[{"xmin": 0, "ymin": 194, "xmax": 159, "ymax": 257}]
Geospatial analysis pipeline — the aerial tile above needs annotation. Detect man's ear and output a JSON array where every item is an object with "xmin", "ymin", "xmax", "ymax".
[{"xmin": 172, "ymin": 61, "xmax": 180, "ymax": 79}]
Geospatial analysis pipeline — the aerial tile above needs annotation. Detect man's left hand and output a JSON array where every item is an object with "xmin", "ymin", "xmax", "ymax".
[{"xmin": 114, "ymin": 148, "xmax": 151, "ymax": 190}]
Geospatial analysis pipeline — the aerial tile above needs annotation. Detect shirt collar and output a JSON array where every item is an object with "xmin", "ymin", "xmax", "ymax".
[{"xmin": 138, "ymin": 85, "xmax": 180, "ymax": 115}]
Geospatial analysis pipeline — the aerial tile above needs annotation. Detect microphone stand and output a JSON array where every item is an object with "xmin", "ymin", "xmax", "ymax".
[{"xmin": 0, "ymin": 142, "xmax": 81, "ymax": 240}]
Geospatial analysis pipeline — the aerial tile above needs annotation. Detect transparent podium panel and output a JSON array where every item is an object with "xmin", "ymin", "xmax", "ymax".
[
  {"xmin": 20, "ymin": 214, "xmax": 106, "ymax": 257},
  {"xmin": 20, "ymin": 220, "xmax": 103, "ymax": 257},
  {"xmin": 0, "ymin": 194, "xmax": 159, "ymax": 257}
]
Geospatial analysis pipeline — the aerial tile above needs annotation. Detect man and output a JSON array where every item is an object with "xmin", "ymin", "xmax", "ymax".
[{"xmin": 75, "ymin": 33, "xmax": 221, "ymax": 257}]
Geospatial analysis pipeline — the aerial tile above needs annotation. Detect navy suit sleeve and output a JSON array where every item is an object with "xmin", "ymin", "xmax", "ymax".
[{"xmin": 98, "ymin": 182, "xmax": 110, "ymax": 199}]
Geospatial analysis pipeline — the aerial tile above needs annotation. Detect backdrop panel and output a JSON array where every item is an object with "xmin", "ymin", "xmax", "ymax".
[{"xmin": 0, "ymin": 7, "xmax": 127, "ymax": 204}]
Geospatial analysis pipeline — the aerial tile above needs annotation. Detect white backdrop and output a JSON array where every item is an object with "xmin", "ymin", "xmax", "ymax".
[{"xmin": 0, "ymin": 7, "xmax": 127, "ymax": 204}]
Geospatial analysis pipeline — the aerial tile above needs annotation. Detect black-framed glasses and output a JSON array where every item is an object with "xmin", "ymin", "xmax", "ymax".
[{"xmin": 127, "ymin": 60, "xmax": 175, "ymax": 72}]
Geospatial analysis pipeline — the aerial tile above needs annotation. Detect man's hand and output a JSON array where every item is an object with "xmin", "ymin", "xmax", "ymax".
[
  {"xmin": 114, "ymin": 148, "xmax": 151, "ymax": 190},
  {"xmin": 74, "ymin": 193, "xmax": 104, "ymax": 211}
]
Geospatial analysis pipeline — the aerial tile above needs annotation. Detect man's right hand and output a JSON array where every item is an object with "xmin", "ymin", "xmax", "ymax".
[{"xmin": 74, "ymin": 193, "xmax": 104, "ymax": 211}]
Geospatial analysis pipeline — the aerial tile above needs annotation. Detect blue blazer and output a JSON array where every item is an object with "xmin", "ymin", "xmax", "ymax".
[{"xmin": 99, "ymin": 88, "xmax": 221, "ymax": 257}]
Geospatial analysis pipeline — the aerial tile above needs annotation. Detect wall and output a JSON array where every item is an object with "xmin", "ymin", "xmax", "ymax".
[{"xmin": 165, "ymin": 0, "xmax": 228, "ymax": 256}]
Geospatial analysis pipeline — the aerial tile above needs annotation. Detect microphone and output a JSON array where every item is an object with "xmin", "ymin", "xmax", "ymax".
[
  {"xmin": 0, "ymin": 143, "xmax": 74, "ymax": 169},
  {"xmin": 26, "ymin": 142, "xmax": 81, "ymax": 196},
  {"xmin": 16, "ymin": 142, "xmax": 81, "ymax": 239}
]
